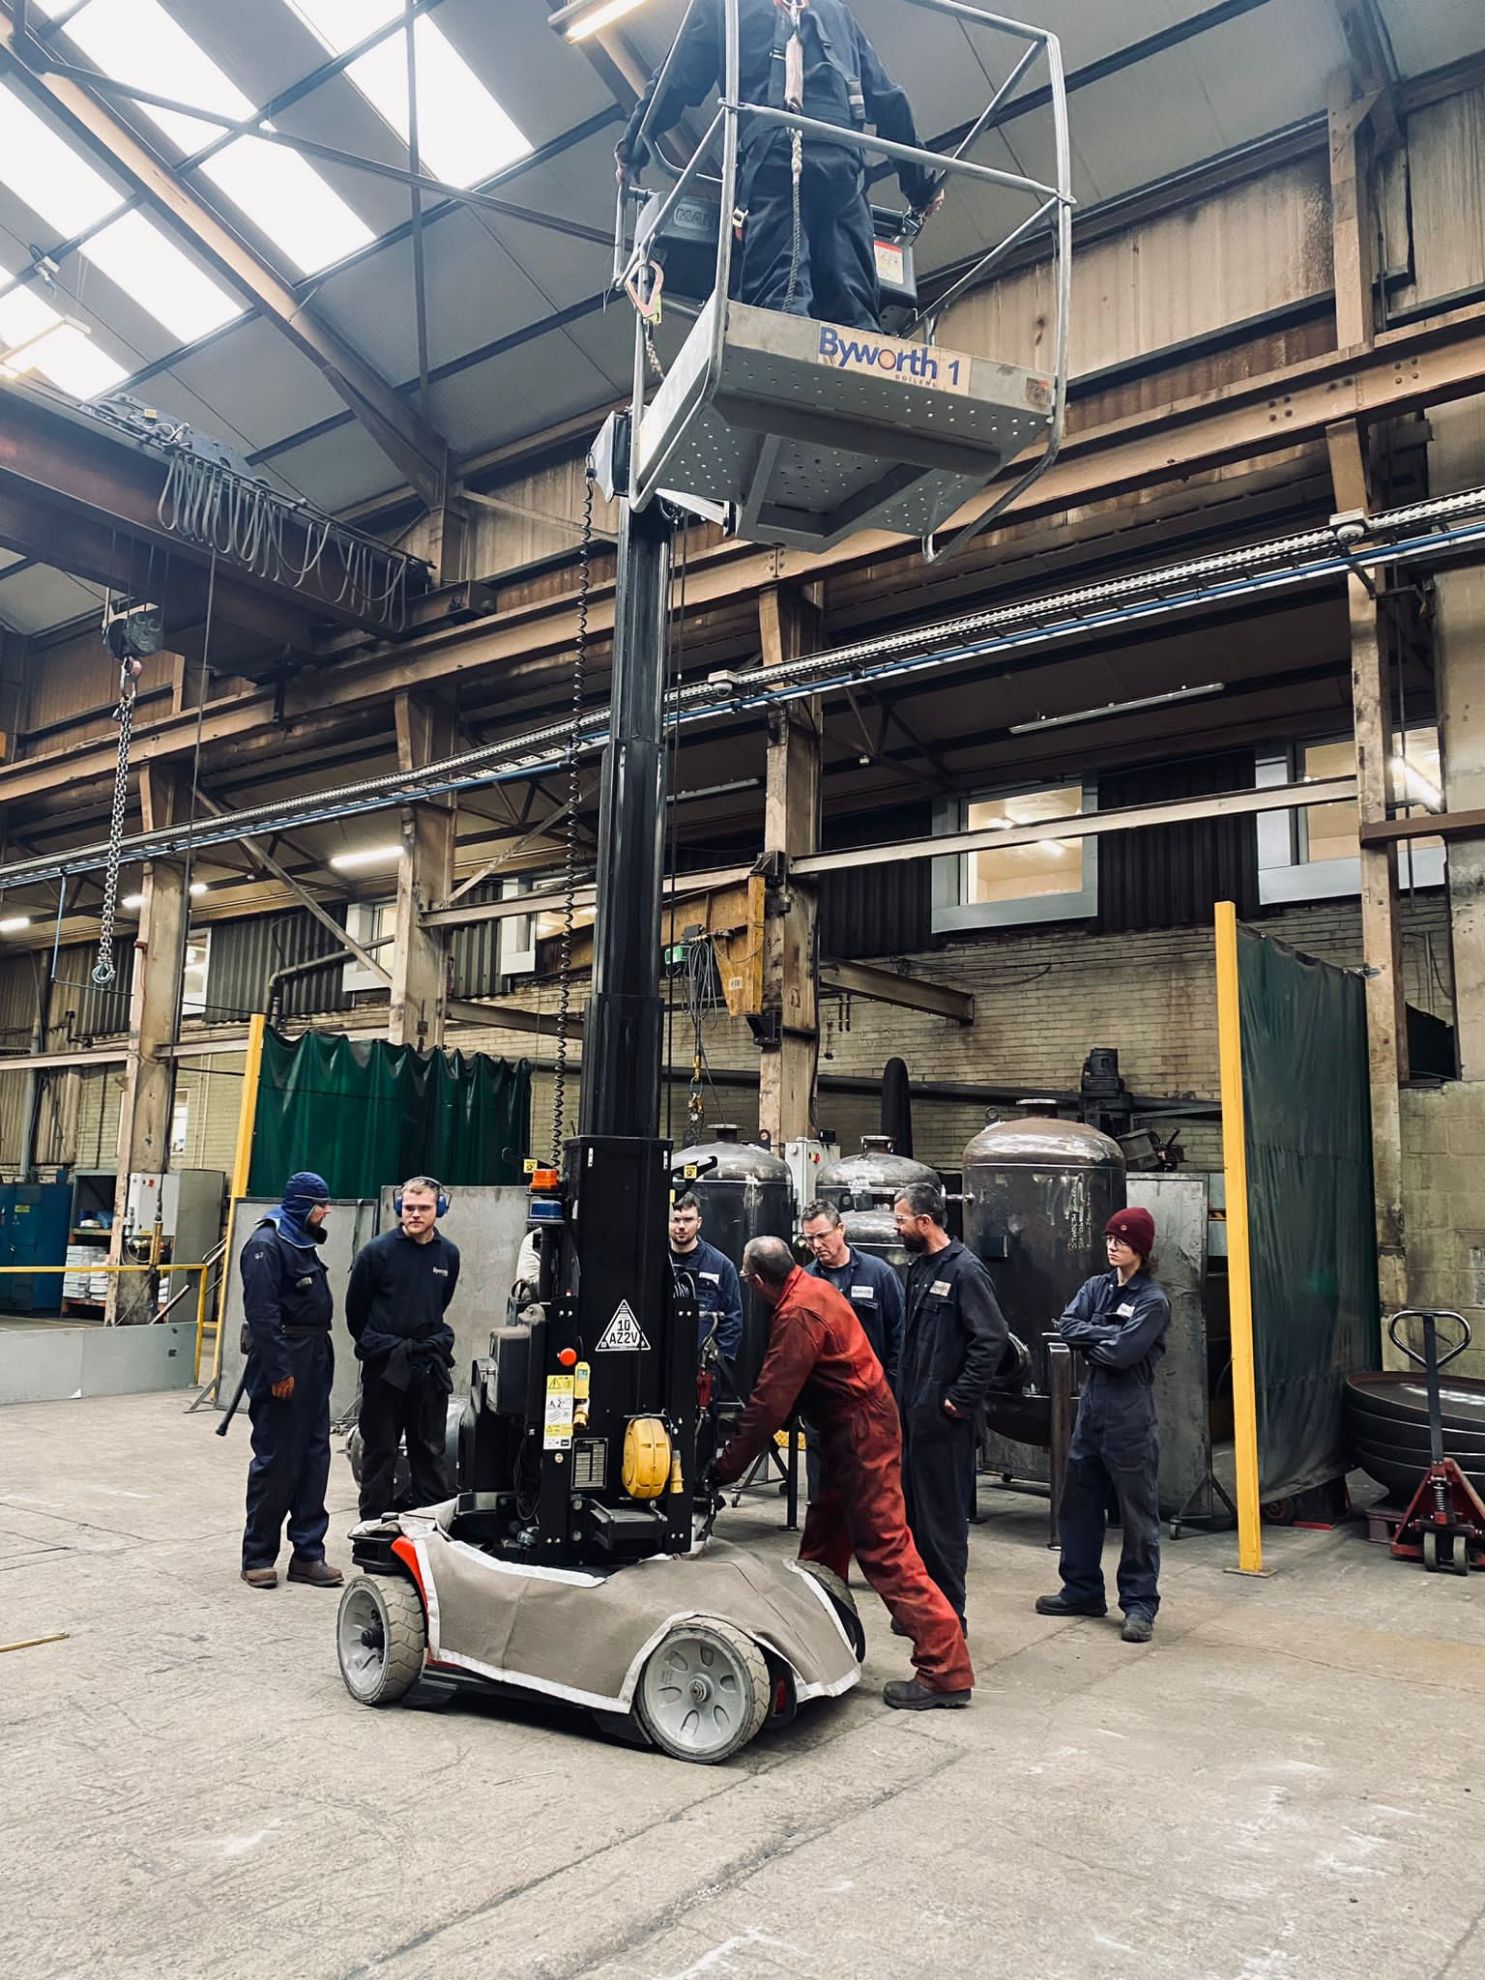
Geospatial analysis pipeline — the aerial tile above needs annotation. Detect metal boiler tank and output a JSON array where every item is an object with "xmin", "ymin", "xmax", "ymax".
[
  {"xmin": 962, "ymin": 1116, "xmax": 1126, "ymax": 1388},
  {"xmin": 815, "ymin": 1136, "xmax": 940, "ymax": 1279},
  {"xmin": 676, "ymin": 1126, "xmax": 794, "ymax": 1396}
]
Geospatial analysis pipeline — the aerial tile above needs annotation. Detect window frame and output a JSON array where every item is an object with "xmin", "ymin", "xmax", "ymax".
[
  {"xmin": 931, "ymin": 778, "xmax": 1100, "ymax": 933},
  {"xmin": 1255, "ymin": 732, "xmax": 1445, "ymax": 905}
]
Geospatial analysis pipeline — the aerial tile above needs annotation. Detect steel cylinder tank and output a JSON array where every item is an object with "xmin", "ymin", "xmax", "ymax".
[
  {"xmin": 962, "ymin": 1116, "xmax": 1126, "ymax": 1387},
  {"xmin": 815, "ymin": 1135, "xmax": 940, "ymax": 1279},
  {"xmin": 676, "ymin": 1125, "xmax": 794, "ymax": 1396}
]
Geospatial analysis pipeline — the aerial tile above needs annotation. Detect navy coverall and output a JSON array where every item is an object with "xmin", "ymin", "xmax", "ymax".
[
  {"xmin": 240, "ymin": 1219, "xmax": 334, "ymax": 1572},
  {"xmin": 347, "ymin": 1227, "xmax": 460, "ymax": 1519},
  {"xmin": 670, "ymin": 1236, "xmax": 744, "ymax": 1369},
  {"xmin": 900, "ymin": 1239, "xmax": 1009, "ymax": 1625},
  {"xmin": 1055, "ymin": 1270, "xmax": 1171, "ymax": 1619},
  {"xmin": 619, "ymin": 0, "xmax": 938, "ymax": 330},
  {"xmin": 804, "ymin": 1243, "xmax": 904, "ymax": 1497}
]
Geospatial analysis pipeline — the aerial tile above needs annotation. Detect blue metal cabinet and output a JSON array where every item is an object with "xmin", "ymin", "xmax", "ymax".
[{"xmin": 0, "ymin": 1182, "xmax": 73, "ymax": 1314}]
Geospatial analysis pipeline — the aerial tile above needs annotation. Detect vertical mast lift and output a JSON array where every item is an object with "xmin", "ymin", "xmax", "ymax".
[{"xmin": 336, "ymin": 0, "xmax": 1073, "ymax": 1764}]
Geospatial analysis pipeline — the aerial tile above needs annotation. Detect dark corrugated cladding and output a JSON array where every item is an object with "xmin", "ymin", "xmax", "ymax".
[
  {"xmin": 450, "ymin": 877, "xmax": 505, "ymax": 1000},
  {"xmin": 48, "ymin": 941, "xmax": 133, "ymax": 1039},
  {"xmin": 819, "ymin": 801, "xmax": 933, "ymax": 959},
  {"xmin": 1096, "ymin": 749, "xmax": 1259, "ymax": 932},
  {"xmin": 205, "ymin": 909, "xmax": 353, "ymax": 1021}
]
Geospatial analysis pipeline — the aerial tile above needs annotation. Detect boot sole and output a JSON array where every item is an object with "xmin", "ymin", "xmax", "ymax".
[{"xmin": 883, "ymin": 1691, "xmax": 972, "ymax": 1711}]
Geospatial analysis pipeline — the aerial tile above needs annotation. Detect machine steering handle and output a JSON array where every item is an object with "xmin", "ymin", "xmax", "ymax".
[{"xmin": 1387, "ymin": 1308, "xmax": 1472, "ymax": 1369}]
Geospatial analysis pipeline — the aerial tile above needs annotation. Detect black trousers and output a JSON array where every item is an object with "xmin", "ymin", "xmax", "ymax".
[
  {"xmin": 739, "ymin": 140, "xmax": 880, "ymax": 330},
  {"xmin": 358, "ymin": 1359, "xmax": 451, "ymax": 1519},
  {"xmin": 241, "ymin": 1332, "xmax": 333, "ymax": 1570},
  {"xmin": 1057, "ymin": 1386, "xmax": 1162, "ymax": 1617},
  {"xmin": 900, "ymin": 1410, "xmax": 977, "ymax": 1624}
]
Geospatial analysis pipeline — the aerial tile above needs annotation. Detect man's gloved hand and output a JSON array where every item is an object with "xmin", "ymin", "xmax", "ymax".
[
  {"xmin": 271, "ymin": 1375, "xmax": 296, "ymax": 1400},
  {"xmin": 913, "ymin": 187, "xmax": 946, "ymax": 222}
]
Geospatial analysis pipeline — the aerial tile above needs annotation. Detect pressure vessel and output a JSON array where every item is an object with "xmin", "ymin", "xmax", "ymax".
[
  {"xmin": 675, "ymin": 1126, "xmax": 793, "ymax": 1396},
  {"xmin": 815, "ymin": 1135, "xmax": 941, "ymax": 1279}
]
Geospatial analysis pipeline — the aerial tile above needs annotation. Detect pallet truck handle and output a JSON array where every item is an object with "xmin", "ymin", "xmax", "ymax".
[{"xmin": 1387, "ymin": 1308, "xmax": 1471, "ymax": 1370}]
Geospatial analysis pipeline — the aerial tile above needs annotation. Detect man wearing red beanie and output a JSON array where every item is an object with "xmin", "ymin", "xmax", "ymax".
[{"xmin": 1036, "ymin": 1205, "xmax": 1170, "ymax": 1641}]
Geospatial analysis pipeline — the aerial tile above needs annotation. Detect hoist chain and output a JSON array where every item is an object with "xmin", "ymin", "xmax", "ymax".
[
  {"xmin": 550, "ymin": 468, "xmax": 595, "ymax": 1162},
  {"xmin": 92, "ymin": 660, "xmax": 141, "ymax": 988}
]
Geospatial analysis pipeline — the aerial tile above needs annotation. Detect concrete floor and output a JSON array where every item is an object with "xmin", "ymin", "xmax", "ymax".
[{"xmin": 2, "ymin": 1393, "xmax": 1483, "ymax": 1980}]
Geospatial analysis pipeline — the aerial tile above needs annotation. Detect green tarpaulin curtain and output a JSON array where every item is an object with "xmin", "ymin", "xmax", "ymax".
[
  {"xmin": 248, "ymin": 1030, "xmax": 531, "ymax": 1200},
  {"xmin": 1239, "ymin": 927, "xmax": 1380, "ymax": 1499}
]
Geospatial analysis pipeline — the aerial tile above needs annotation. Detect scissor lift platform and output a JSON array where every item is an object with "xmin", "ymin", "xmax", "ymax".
[{"xmin": 635, "ymin": 298, "xmax": 1055, "ymax": 553}]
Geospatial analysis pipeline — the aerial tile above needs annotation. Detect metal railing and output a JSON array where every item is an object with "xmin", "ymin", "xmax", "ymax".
[
  {"xmin": 0, "ymin": 1260, "xmax": 215, "ymax": 1339},
  {"xmin": 614, "ymin": 0, "xmax": 1074, "ymax": 555}
]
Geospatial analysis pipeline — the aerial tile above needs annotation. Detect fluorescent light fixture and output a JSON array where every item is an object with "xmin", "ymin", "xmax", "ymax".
[
  {"xmin": 1392, "ymin": 753, "xmax": 1443, "ymax": 812},
  {"xmin": 286, "ymin": 1, "xmax": 531, "ymax": 187},
  {"xmin": 0, "ymin": 914, "xmax": 32, "ymax": 932},
  {"xmin": 189, "ymin": 881, "xmax": 209, "ymax": 897},
  {"xmin": 45, "ymin": 0, "xmax": 374, "ymax": 277},
  {"xmin": 551, "ymin": 0, "xmax": 653, "ymax": 43},
  {"xmin": 330, "ymin": 844, "xmax": 402, "ymax": 871},
  {"xmin": 1008, "ymin": 683, "xmax": 1225, "ymax": 735},
  {"xmin": 122, "ymin": 892, "xmax": 145, "ymax": 909}
]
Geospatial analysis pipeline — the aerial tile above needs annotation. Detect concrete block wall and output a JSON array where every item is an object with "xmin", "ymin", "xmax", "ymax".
[{"xmin": 1401, "ymin": 1085, "xmax": 1485, "ymax": 1381}]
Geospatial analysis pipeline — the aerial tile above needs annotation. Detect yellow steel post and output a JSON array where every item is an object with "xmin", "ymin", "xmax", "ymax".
[
  {"xmin": 205, "ymin": 1012, "xmax": 267, "ymax": 1387},
  {"xmin": 1215, "ymin": 902, "xmax": 1265, "ymax": 1575}
]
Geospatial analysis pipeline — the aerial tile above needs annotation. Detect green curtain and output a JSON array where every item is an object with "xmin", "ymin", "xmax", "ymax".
[
  {"xmin": 1239, "ymin": 927, "xmax": 1380, "ymax": 1499},
  {"xmin": 248, "ymin": 1030, "xmax": 531, "ymax": 1199}
]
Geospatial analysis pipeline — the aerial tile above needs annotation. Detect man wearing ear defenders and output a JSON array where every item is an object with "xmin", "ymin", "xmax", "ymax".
[{"xmin": 347, "ymin": 1176, "xmax": 461, "ymax": 1520}]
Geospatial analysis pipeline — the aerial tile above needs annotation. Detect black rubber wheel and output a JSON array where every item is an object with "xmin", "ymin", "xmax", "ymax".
[
  {"xmin": 634, "ymin": 1621, "xmax": 769, "ymax": 1764},
  {"xmin": 794, "ymin": 1559, "xmax": 866, "ymax": 1660},
  {"xmin": 336, "ymin": 1572, "xmax": 426, "ymax": 1705}
]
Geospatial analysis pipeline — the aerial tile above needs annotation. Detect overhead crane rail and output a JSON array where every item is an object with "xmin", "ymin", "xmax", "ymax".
[{"xmin": 4, "ymin": 484, "xmax": 1485, "ymax": 897}]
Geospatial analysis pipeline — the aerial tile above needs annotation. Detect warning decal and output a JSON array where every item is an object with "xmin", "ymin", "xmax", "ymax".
[
  {"xmin": 543, "ymin": 1373, "xmax": 575, "ymax": 1451},
  {"xmin": 596, "ymin": 1301, "xmax": 651, "ymax": 1353}
]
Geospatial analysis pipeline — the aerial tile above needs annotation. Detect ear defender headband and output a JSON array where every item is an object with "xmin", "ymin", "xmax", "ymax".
[{"xmin": 394, "ymin": 1178, "xmax": 451, "ymax": 1218}]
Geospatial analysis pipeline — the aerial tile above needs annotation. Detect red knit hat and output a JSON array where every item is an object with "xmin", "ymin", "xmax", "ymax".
[{"xmin": 1105, "ymin": 1207, "xmax": 1155, "ymax": 1259}]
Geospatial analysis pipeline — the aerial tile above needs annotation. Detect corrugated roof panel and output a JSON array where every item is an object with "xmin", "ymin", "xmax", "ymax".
[
  {"xmin": 255, "ymin": 418, "xmax": 402, "ymax": 512},
  {"xmin": 311, "ymin": 212, "xmax": 556, "ymax": 382},
  {"xmin": 160, "ymin": 317, "xmax": 348, "ymax": 452},
  {"xmin": 426, "ymin": 345, "xmax": 618, "ymax": 457},
  {"xmin": 440, "ymin": 0, "xmax": 618, "ymax": 142},
  {"xmin": 0, "ymin": 567, "xmax": 107, "ymax": 636},
  {"xmin": 1378, "ymin": 0, "xmax": 1485, "ymax": 77}
]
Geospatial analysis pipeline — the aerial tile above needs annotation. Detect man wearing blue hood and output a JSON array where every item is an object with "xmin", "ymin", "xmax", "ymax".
[{"xmin": 239, "ymin": 1171, "xmax": 342, "ymax": 1590}]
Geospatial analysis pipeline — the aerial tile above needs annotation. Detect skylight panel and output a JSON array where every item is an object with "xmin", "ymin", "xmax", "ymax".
[
  {"xmin": 0, "ymin": 82, "xmax": 240, "ymax": 344},
  {"xmin": 285, "ymin": 0, "xmax": 532, "ymax": 187},
  {"xmin": 38, "ymin": 0, "xmax": 376, "ymax": 276},
  {"xmin": 0, "ymin": 81, "xmax": 124, "ymax": 235},
  {"xmin": 0, "ymin": 257, "xmax": 126, "ymax": 399},
  {"xmin": 82, "ymin": 213, "xmax": 242, "ymax": 343}
]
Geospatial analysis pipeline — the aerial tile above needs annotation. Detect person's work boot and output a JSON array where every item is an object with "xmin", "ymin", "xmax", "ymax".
[
  {"xmin": 240, "ymin": 1566, "xmax": 278, "ymax": 1590},
  {"xmin": 1121, "ymin": 1610, "xmax": 1155, "ymax": 1644},
  {"xmin": 883, "ymin": 1678, "xmax": 971, "ymax": 1711},
  {"xmin": 287, "ymin": 1555, "xmax": 344, "ymax": 1588},
  {"xmin": 1035, "ymin": 1591, "xmax": 1107, "ymax": 1618},
  {"xmin": 890, "ymin": 1616, "xmax": 911, "ymax": 1637}
]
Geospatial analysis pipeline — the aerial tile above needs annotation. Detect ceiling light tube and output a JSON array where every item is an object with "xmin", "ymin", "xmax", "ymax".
[
  {"xmin": 330, "ymin": 844, "xmax": 403, "ymax": 871},
  {"xmin": 0, "ymin": 914, "xmax": 31, "ymax": 932},
  {"xmin": 1008, "ymin": 682, "xmax": 1226, "ymax": 735},
  {"xmin": 550, "ymin": 0, "xmax": 652, "ymax": 43}
]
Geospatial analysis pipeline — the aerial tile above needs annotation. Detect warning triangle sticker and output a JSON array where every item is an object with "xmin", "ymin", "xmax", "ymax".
[{"xmin": 596, "ymin": 1300, "xmax": 651, "ymax": 1352}]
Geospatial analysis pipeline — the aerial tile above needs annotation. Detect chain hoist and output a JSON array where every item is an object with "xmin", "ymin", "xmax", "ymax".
[
  {"xmin": 550, "ymin": 466, "xmax": 596, "ymax": 1161},
  {"xmin": 91, "ymin": 653, "xmax": 144, "ymax": 989}
]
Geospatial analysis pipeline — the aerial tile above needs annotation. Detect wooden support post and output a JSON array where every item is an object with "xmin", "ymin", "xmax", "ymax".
[
  {"xmin": 1327, "ymin": 72, "xmax": 1409, "ymax": 1335},
  {"xmin": 757, "ymin": 584, "xmax": 822, "ymax": 1149},
  {"xmin": 108, "ymin": 763, "xmax": 188, "ymax": 1322},
  {"xmin": 389, "ymin": 690, "xmax": 458, "ymax": 1048}
]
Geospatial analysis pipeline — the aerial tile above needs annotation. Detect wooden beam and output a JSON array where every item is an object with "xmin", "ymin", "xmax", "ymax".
[
  {"xmin": 7, "ymin": 300, "xmax": 1485, "ymax": 814},
  {"xmin": 1359, "ymin": 807, "xmax": 1485, "ymax": 844},
  {"xmin": 0, "ymin": 7, "xmax": 449, "ymax": 508},
  {"xmin": 821, "ymin": 960, "xmax": 975, "ymax": 1026}
]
